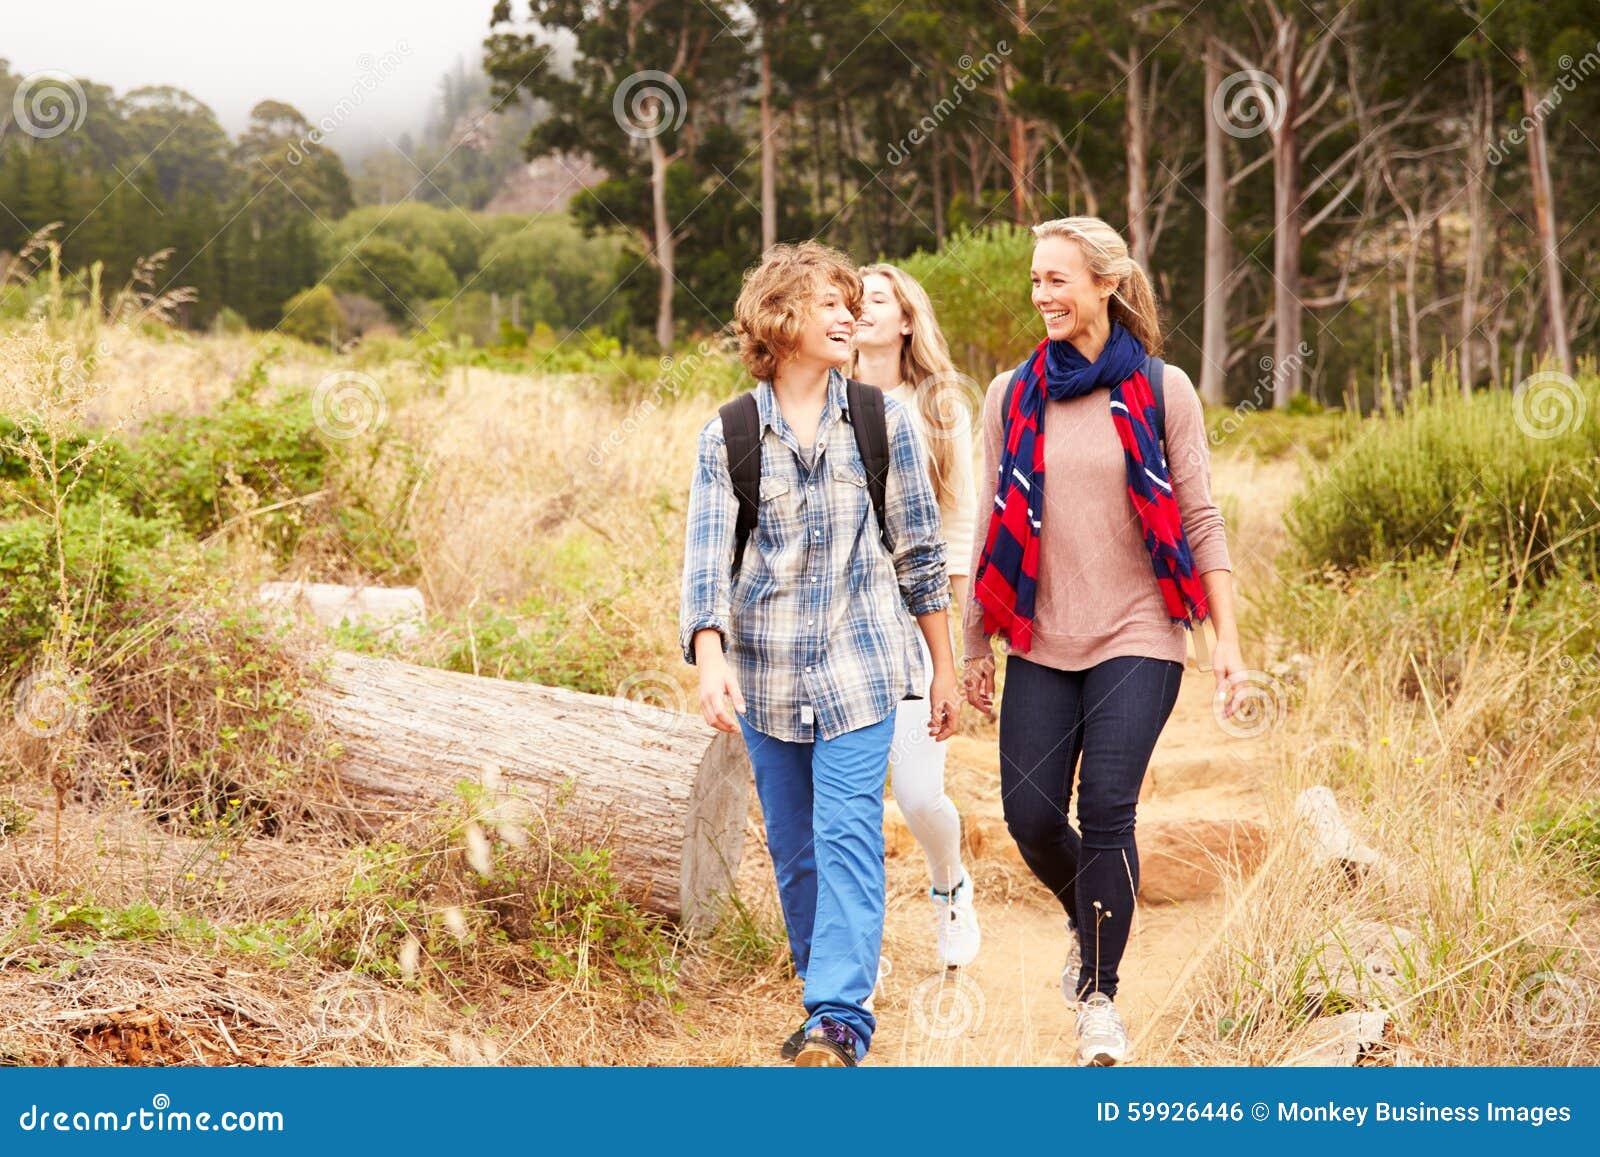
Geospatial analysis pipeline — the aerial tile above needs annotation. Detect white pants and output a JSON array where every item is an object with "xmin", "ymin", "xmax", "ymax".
[{"xmin": 889, "ymin": 625, "xmax": 966, "ymax": 893}]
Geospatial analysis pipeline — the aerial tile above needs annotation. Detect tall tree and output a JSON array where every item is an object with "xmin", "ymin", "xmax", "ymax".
[{"xmin": 486, "ymin": 0, "xmax": 743, "ymax": 350}]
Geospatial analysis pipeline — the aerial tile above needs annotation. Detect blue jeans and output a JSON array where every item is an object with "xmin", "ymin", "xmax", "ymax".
[
  {"xmin": 999, "ymin": 654, "xmax": 1183, "ymax": 999},
  {"xmin": 738, "ymin": 710, "xmax": 895, "ymax": 1059}
]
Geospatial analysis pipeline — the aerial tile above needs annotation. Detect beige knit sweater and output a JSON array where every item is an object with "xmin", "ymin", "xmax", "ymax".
[
  {"xmin": 887, "ymin": 383, "xmax": 977, "ymax": 579},
  {"xmin": 961, "ymin": 361, "xmax": 1232, "ymax": 670}
]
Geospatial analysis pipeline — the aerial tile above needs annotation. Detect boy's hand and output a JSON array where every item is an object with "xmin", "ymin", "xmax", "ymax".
[
  {"xmin": 927, "ymin": 671, "xmax": 961, "ymax": 742},
  {"xmin": 697, "ymin": 656, "xmax": 746, "ymax": 732}
]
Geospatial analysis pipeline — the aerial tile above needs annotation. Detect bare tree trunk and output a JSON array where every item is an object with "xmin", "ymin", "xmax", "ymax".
[
  {"xmin": 1404, "ymin": 234, "xmax": 1422, "ymax": 394},
  {"xmin": 1388, "ymin": 278, "xmax": 1403, "ymax": 408},
  {"xmin": 760, "ymin": 48, "xmax": 777, "ymax": 253},
  {"xmin": 1272, "ymin": 31, "xmax": 1304, "ymax": 408},
  {"xmin": 1521, "ymin": 53, "xmax": 1573, "ymax": 375},
  {"xmin": 1461, "ymin": 59, "xmax": 1489, "ymax": 395},
  {"xmin": 1200, "ymin": 38, "xmax": 1230, "ymax": 406},
  {"xmin": 1124, "ymin": 47, "xmax": 1151, "ymax": 267},
  {"xmin": 1005, "ymin": 0, "xmax": 1031, "ymax": 221},
  {"xmin": 649, "ymin": 134, "xmax": 674, "ymax": 351},
  {"xmin": 931, "ymin": 127, "xmax": 947, "ymax": 245}
]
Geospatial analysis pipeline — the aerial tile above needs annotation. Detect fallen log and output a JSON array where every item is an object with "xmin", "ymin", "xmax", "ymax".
[
  {"xmin": 259, "ymin": 581, "xmax": 426, "ymax": 640},
  {"xmin": 312, "ymin": 652, "xmax": 749, "ymax": 927}
]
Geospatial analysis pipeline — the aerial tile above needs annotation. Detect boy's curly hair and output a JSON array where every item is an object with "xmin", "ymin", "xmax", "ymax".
[{"xmin": 732, "ymin": 241, "xmax": 863, "ymax": 381}]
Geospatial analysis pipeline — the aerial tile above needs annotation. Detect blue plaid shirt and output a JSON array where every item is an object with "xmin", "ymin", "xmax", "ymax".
[{"xmin": 679, "ymin": 369, "xmax": 951, "ymax": 742}]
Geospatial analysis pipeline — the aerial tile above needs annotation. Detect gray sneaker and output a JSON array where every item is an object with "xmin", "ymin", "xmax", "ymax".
[
  {"xmin": 1058, "ymin": 920, "xmax": 1082, "ymax": 1005},
  {"xmin": 1075, "ymin": 992, "xmax": 1131, "ymax": 1066}
]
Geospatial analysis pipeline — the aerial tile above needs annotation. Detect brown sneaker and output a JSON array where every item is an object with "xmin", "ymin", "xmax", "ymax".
[{"xmin": 792, "ymin": 1018, "xmax": 859, "ymax": 1067}]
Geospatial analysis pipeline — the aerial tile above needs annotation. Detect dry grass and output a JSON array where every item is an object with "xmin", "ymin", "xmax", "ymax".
[
  {"xmin": 1149, "ymin": 568, "xmax": 1600, "ymax": 1066},
  {"xmin": 5, "ymin": 320, "xmax": 1596, "ymax": 1068}
]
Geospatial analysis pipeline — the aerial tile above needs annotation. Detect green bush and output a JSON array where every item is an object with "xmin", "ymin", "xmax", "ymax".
[
  {"xmin": 898, "ymin": 225, "xmax": 1037, "ymax": 380},
  {"xmin": 278, "ymin": 284, "xmax": 346, "ymax": 348},
  {"xmin": 325, "ymin": 203, "xmax": 483, "ymax": 280},
  {"xmin": 326, "ymin": 237, "xmax": 457, "ymax": 322},
  {"xmin": 119, "ymin": 380, "xmax": 328, "ymax": 556},
  {"xmin": 1285, "ymin": 373, "xmax": 1600, "ymax": 583},
  {"xmin": 0, "ymin": 496, "xmax": 179, "ymax": 661},
  {"xmin": 1524, "ymin": 799, "xmax": 1600, "ymax": 893}
]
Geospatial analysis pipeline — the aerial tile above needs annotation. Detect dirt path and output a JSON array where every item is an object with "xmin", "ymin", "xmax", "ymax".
[{"xmin": 697, "ymin": 662, "xmax": 1273, "ymax": 1067}]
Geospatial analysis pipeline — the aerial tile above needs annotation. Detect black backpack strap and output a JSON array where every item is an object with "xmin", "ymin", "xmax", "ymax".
[
  {"xmin": 1146, "ymin": 354, "xmax": 1167, "ymax": 450},
  {"xmin": 718, "ymin": 392, "xmax": 762, "ymax": 574},
  {"xmin": 845, "ymin": 379, "xmax": 892, "ymax": 553}
]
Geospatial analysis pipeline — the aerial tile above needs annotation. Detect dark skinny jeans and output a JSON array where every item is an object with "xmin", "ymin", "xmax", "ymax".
[{"xmin": 999, "ymin": 653, "xmax": 1183, "ymax": 1000}]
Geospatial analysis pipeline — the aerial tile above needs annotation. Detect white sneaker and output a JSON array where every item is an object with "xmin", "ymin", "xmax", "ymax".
[
  {"xmin": 1058, "ymin": 921, "xmax": 1082, "ymax": 1004},
  {"xmin": 932, "ymin": 875, "xmax": 981, "ymax": 968},
  {"xmin": 1075, "ymin": 992, "xmax": 1131, "ymax": 1066}
]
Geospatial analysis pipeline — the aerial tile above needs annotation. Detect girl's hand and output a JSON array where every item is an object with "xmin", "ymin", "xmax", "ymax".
[
  {"xmin": 927, "ymin": 672, "xmax": 961, "ymax": 742},
  {"xmin": 697, "ymin": 657, "xmax": 746, "ymax": 732},
  {"xmin": 961, "ymin": 655, "xmax": 995, "ymax": 715},
  {"xmin": 1209, "ymin": 634, "xmax": 1247, "ymax": 720}
]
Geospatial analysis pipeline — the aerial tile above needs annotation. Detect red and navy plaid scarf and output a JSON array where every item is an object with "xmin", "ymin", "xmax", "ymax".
[{"xmin": 973, "ymin": 326, "xmax": 1210, "ymax": 653}]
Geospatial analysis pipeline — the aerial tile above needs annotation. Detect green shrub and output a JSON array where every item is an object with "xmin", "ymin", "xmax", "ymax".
[
  {"xmin": 1524, "ymin": 800, "xmax": 1600, "ymax": 893},
  {"xmin": 326, "ymin": 237, "xmax": 457, "ymax": 321},
  {"xmin": 898, "ymin": 225, "xmax": 1037, "ymax": 380},
  {"xmin": 0, "ymin": 497, "xmax": 180, "ymax": 660},
  {"xmin": 1285, "ymin": 373, "xmax": 1600, "ymax": 583},
  {"xmin": 118, "ymin": 374, "xmax": 329, "ymax": 556},
  {"xmin": 279, "ymin": 284, "xmax": 346, "ymax": 348}
]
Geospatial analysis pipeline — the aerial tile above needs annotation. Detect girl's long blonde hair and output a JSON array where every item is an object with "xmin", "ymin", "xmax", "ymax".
[
  {"xmin": 853, "ymin": 263, "xmax": 965, "ymax": 511},
  {"xmin": 1031, "ymin": 217, "xmax": 1164, "ymax": 357}
]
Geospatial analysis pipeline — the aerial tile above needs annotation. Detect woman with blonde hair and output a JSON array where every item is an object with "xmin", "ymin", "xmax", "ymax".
[
  {"xmin": 961, "ymin": 218, "xmax": 1245, "ymax": 1065},
  {"xmin": 852, "ymin": 262, "xmax": 981, "ymax": 969}
]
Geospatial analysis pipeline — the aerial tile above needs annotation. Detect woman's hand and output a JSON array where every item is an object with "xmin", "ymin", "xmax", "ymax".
[
  {"xmin": 1209, "ymin": 632, "xmax": 1247, "ymax": 720},
  {"xmin": 927, "ymin": 671, "xmax": 961, "ymax": 742},
  {"xmin": 961, "ymin": 654, "xmax": 996, "ymax": 715},
  {"xmin": 697, "ymin": 654, "xmax": 746, "ymax": 732}
]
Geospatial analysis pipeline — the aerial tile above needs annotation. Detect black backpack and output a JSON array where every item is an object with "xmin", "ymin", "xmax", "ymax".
[
  {"xmin": 1002, "ymin": 354, "xmax": 1168, "ymax": 449},
  {"xmin": 719, "ymin": 380, "xmax": 891, "ymax": 575}
]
